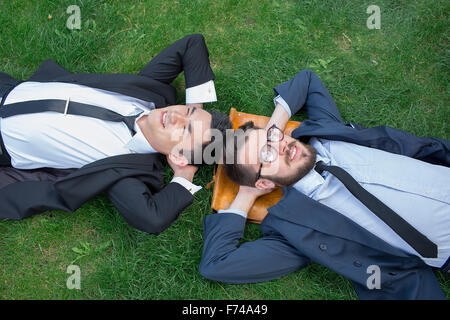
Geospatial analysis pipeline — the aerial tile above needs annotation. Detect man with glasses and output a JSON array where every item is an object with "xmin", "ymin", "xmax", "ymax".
[{"xmin": 199, "ymin": 69, "xmax": 449, "ymax": 299}]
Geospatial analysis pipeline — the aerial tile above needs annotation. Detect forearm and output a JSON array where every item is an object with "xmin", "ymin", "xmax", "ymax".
[
  {"xmin": 182, "ymin": 34, "xmax": 217, "ymax": 104},
  {"xmin": 273, "ymin": 70, "xmax": 312, "ymax": 116},
  {"xmin": 219, "ymin": 186, "xmax": 275, "ymax": 219},
  {"xmin": 108, "ymin": 179, "xmax": 194, "ymax": 235},
  {"xmin": 228, "ymin": 191, "xmax": 258, "ymax": 214},
  {"xmin": 200, "ymin": 212, "xmax": 309, "ymax": 284},
  {"xmin": 170, "ymin": 162, "xmax": 201, "ymax": 194},
  {"xmin": 273, "ymin": 69, "xmax": 343, "ymax": 122},
  {"xmin": 265, "ymin": 102, "xmax": 290, "ymax": 131}
]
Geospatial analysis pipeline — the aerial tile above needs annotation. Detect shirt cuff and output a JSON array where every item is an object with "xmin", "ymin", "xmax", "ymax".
[
  {"xmin": 186, "ymin": 80, "xmax": 217, "ymax": 104},
  {"xmin": 217, "ymin": 208, "xmax": 248, "ymax": 219},
  {"xmin": 274, "ymin": 95, "xmax": 291, "ymax": 117},
  {"xmin": 170, "ymin": 177, "xmax": 202, "ymax": 195}
]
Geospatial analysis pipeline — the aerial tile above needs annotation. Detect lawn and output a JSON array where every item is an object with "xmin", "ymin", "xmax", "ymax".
[{"xmin": 0, "ymin": 0, "xmax": 448, "ymax": 299}]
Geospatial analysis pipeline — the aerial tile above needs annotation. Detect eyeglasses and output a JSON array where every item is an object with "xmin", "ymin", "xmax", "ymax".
[{"xmin": 255, "ymin": 124, "xmax": 284, "ymax": 182}]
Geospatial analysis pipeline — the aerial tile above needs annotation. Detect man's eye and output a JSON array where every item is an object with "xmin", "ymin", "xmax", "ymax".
[{"xmin": 186, "ymin": 108, "xmax": 190, "ymax": 115}]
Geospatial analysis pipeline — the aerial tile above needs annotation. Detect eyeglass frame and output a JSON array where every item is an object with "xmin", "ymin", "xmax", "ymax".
[{"xmin": 255, "ymin": 124, "xmax": 284, "ymax": 182}]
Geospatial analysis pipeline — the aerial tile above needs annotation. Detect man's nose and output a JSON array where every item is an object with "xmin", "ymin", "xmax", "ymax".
[
  {"xmin": 170, "ymin": 111, "xmax": 187, "ymax": 126},
  {"xmin": 275, "ymin": 138, "xmax": 289, "ymax": 156}
]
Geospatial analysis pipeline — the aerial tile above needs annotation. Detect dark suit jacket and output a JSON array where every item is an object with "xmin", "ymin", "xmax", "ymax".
[
  {"xmin": 199, "ymin": 70, "xmax": 449, "ymax": 299},
  {"xmin": 0, "ymin": 58, "xmax": 197, "ymax": 234}
]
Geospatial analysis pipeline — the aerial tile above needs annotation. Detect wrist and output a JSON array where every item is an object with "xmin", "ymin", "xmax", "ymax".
[
  {"xmin": 229, "ymin": 191, "xmax": 257, "ymax": 213},
  {"xmin": 266, "ymin": 102, "xmax": 290, "ymax": 131},
  {"xmin": 237, "ymin": 190, "xmax": 259, "ymax": 202},
  {"xmin": 173, "ymin": 170, "xmax": 195, "ymax": 182}
]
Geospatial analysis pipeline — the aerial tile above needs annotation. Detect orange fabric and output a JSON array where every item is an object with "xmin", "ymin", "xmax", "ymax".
[{"xmin": 210, "ymin": 108, "xmax": 300, "ymax": 224}]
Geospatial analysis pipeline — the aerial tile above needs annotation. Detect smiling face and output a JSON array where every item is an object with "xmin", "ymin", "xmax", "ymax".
[
  {"xmin": 139, "ymin": 104, "xmax": 212, "ymax": 161},
  {"xmin": 237, "ymin": 128, "xmax": 317, "ymax": 188}
]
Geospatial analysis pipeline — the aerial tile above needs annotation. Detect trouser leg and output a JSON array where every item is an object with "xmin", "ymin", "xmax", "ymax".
[
  {"xmin": 0, "ymin": 167, "xmax": 75, "ymax": 190},
  {"xmin": 0, "ymin": 130, "xmax": 12, "ymax": 166}
]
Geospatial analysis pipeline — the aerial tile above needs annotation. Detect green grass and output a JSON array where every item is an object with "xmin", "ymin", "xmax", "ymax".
[{"xmin": 0, "ymin": 0, "xmax": 448, "ymax": 299}]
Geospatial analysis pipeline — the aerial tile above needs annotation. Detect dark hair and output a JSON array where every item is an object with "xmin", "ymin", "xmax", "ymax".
[
  {"xmin": 223, "ymin": 121, "xmax": 261, "ymax": 186},
  {"xmin": 182, "ymin": 109, "xmax": 232, "ymax": 166}
]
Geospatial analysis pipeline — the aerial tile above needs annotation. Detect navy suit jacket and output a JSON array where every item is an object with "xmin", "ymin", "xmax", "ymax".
[{"xmin": 199, "ymin": 70, "xmax": 449, "ymax": 299}]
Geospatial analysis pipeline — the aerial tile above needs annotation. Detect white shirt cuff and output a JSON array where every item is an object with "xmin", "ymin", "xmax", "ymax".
[
  {"xmin": 274, "ymin": 95, "xmax": 291, "ymax": 117},
  {"xmin": 217, "ymin": 208, "xmax": 248, "ymax": 219},
  {"xmin": 186, "ymin": 80, "xmax": 217, "ymax": 104},
  {"xmin": 171, "ymin": 177, "xmax": 202, "ymax": 195}
]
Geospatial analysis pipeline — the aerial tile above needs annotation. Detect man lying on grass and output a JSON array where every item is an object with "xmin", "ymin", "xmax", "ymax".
[
  {"xmin": 0, "ymin": 34, "xmax": 231, "ymax": 235},
  {"xmin": 200, "ymin": 69, "xmax": 449, "ymax": 300}
]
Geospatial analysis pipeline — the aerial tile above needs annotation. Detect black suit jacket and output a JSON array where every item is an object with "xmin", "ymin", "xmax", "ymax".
[{"xmin": 0, "ymin": 58, "xmax": 197, "ymax": 234}]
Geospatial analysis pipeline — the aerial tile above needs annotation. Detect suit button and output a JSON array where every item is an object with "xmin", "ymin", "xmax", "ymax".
[
  {"xmin": 353, "ymin": 261, "xmax": 362, "ymax": 267},
  {"xmin": 319, "ymin": 244, "xmax": 327, "ymax": 251}
]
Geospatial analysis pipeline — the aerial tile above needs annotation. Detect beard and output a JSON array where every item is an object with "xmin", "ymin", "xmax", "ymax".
[{"xmin": 267, "ymin": 143, "xmax": 317, "ymax": 187}]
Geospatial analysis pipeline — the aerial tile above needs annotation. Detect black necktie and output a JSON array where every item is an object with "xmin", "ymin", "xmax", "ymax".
[
  {"xmin": 315, "ymin": 161, "xmax": 438, "ymax": 258},
  {"xmin": 0, "ymin": 99, "xmax": 144, "ymax": 135}
]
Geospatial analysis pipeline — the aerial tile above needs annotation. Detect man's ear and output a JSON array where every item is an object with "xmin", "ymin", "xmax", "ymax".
[
  {"xmin": 254, "ymin": 178, "xmax": 276, "ymax": 190},
  {"xmin": 168, "ymin": 151, "xmax": 189, "ymax": 167}
]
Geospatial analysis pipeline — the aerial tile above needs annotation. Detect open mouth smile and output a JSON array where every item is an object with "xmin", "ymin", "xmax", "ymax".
[
  {"xmin": 160, "ymin": 111, "xmax": 168, "ymax": 128},
  {"xmin": 289, "ymin": 145, "xmax": 301, "ymax": 162}
]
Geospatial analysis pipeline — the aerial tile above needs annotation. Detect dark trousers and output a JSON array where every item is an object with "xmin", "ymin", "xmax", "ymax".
[{"xmin": 0, "ymin": 127, "xmax": 11, "ymax": 166}]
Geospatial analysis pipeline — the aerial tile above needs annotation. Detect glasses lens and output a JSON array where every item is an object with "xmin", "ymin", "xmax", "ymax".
[
  {"xmin": 260, "ymin": 145, "xmax": 277, "ymax": 163},
  {"xmin": 268, "ymin": 126, "xmax": 283, "ymax": 142}
]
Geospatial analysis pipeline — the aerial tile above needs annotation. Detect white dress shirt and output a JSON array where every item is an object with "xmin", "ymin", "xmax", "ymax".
[{"xmin": 0, "ymin": 80, "xmax": 217, "ymax": 194}]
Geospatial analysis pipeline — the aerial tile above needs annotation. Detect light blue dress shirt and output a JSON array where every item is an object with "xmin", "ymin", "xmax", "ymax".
[{"xmin": 292, "ymin": 137, "xmax": 450, "ymax": 268}]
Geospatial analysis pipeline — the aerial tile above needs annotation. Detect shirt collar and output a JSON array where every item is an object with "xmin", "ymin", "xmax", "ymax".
[
  {"xmin": 123, "ymin": 111, "xmax": 158, "ymax": 154},
  {"xmin": 292, "ymin": 139, "xmax": 330, "ymax": 195}
]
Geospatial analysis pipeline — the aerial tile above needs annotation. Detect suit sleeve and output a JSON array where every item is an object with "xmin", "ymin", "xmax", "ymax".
[
  {"xmin": 370, "ymin": 126, "xmax": 450, "ymax": 167},
  {"xmin": 199, "ymin": 212, "xmax": 310, "ymax": 284},
  {"xmin": 138, "ymin": 34, "xmax": 215, "ymax": 89},
  {"xmin": 274, "ymin": 69, "xmax": 344, "ymax": 123},
  {"xmin": 107, "ymin": 179, "xmax": 194, "ymax": 235},
  {"xmin": 351, "ymin": 271, "xmax": 446, "ymax": 300},
  {"xmin": 27, "ymin": 59, "xmax": 72, "ymax": 81}
]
